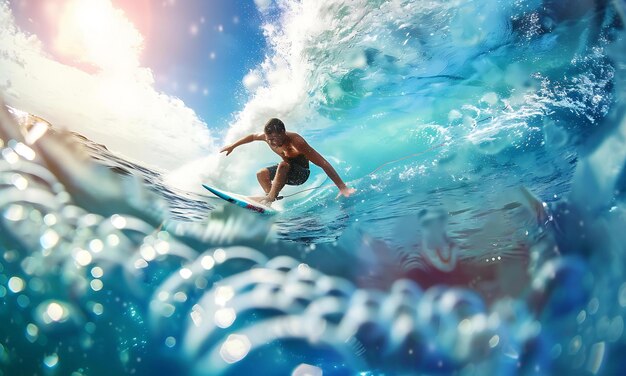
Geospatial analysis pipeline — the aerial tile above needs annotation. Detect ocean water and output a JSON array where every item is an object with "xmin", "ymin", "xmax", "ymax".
[{"xmin": 2, "ymin": 0, "xmax": 626, "ymax": 375}]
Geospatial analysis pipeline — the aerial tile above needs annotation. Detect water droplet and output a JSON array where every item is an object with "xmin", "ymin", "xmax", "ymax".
[
  {"xmin": 111, "ymin": 215, "xmax": 127, "ymax": 229},
  {"xmin": 292, "ymin": 363, "xmax": 323, "ymax": 376},
  {"xmin": 89, "ymin": 239, "xmax": 104, "ymax": 253},
  {"xmin": 201, "ymin": 255, "xmax": 215, "ymax": 270},
  {"xmin": 165, "ymin": 336, "xmax": 176, "ymax": 348},
  {"xmin": 26, "ymin": 323, "xmax": 39, "ymax": 342},
  {"xmin": 220, "ymin": 334, "xmax": 251, "ymax": 364},
  {"xmin": 8, "ymin": 276, "xmax": 25, "ymax": 293},
  {"xmin": 214, "ymin": 307, "xmax": 237, "ymax": 328},
  {"xmin": 90, "ymin": 279, "xmax": 103, "ymax": 292},
  {"xmin": 92, "ymin": 303, "xmax": 103, "ymax": 315},
  {"xmin": 214, "ymin": 249, "xmax": 226, "ymax": 263},
  {"xmin": 489, "ymin": 335, "xmax": 500, "ymax": 348},
  {"xmin": 75, "ymin": 249, "xmax": 92, "ymax": 266},
  {"xmin": 179, "ymin": 268, "xmax": 192, "ymax": 280},
  {"xmin": 40, "ymin": 229, "xmax": 60, "ymax": 249},
  {"xmin": 43, "ymin": 353, "xmax": 59, "ymax": 368},
  {"xmin": 215, "ymin": 286, "xmax": 234, "ymax": 306},
  {"xmin": 91, "ymin": 267, "xmax": 104, "ymax": 278}
]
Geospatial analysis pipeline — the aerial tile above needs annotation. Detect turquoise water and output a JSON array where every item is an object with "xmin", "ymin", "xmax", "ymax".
[{"xmin": 2, "ymin": 0, "xmax": 626, "ymax": 375}]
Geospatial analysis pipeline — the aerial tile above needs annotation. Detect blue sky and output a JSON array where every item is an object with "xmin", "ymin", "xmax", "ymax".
[{"xmin": 9, "ymin": 0, "xmax": 268, "ymax": 129}]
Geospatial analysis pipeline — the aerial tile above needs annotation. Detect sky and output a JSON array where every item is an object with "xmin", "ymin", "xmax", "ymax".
[
  {"xmin": 7, "ymin": 0, "xmax": 267, "ymax": 128},
  {"xmin": 0, "ymin": 0, "xmax": 353, "ymax": 193}
]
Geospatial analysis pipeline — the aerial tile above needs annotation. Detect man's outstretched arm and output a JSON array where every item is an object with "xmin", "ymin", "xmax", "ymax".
[
  {"xmin": 294, "ymin": 136, "xmax": 356, "ymax": 198},
  {"xmin": 220, "ymin": 133, "xmax": 265, "ymax": 155}
]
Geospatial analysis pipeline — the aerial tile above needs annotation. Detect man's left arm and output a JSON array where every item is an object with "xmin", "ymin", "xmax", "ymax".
[{"xmin": 294, "ymin": 136, "xmax": 355, "ymax": 198}]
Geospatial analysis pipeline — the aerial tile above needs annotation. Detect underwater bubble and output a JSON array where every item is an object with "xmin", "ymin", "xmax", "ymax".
[
  {"xmin": 26, "ymin": 323, "xmax": 39, "ymax": 342},
  {"xmin": 297, "ymin": 263, "xmax": 312, "ymax": 277},
  {"xmin": 4, "ymin": 204, "xmax": 26, "ymax": 221},
  {"xmin": 569, "ymin": 335, "xmax": 582, "ymax": 355},
  {"xmin": 89, "ymin": 239, "xmax": 104, "ymax": 253},
  {"xmin": 158, "ymin": 291, "xmax": 169, "ymax": 301},
  {"xmin": 214, "ymin": 248, "xmax": 226, "ymax": 263},
  {"xmin": 0, "ymin": 285, "xmax": 6, "ymax": 298},
  {"xmin": 43, "ymin": 353, "xmax": 59, "ymax": 368},
  {"xmin": 174, "ymin": 292, "xmax": 187, "ymax": 302},
  {"xmin": 90, "ymin": 267, "xmax": 103, "ymax": 278},
  {"xmin": 92, "ymin": 303, "xmax": 103, "ymax": 315},
  {"xmin": 195, "ymin": 277, "xmax": 208, "ymax": 289},
  {"xmin": 4, "ymin": 250, "xmax": 18, "ymax": 262},
  {"xmin": 160, "ymin": 303, "xmax": 175, "ymax": 318},
  {"xmin": 165, "ymin": 336, "xmax": 176, "ymax": 348},
  {"xmin": 190, "ymin": 304, "xmax": 203, "ymax": 327},
  {"xmin": 34, "ymin": 300, "xmax": 80, "ymax": 331},
  {"xmin": 214, "ymin": 286, "xmax": 234, "ymax": 306},
  {"xmin": 488, "ymin": 335, "xmax": 500, "ymax": 348},
  {"xmin": 140, "ymin": 245, "xmax": 156, "ymax": 261},
  {"xmin": 90, "ymin": 279, "xmax": 103, "ymax": 292},
  {"xmin": 214, "ymin": 308, "xmax": 237, "ymax": 329},
  {"xmin": 47, "ymin": 302, "xmax": 65, "ymax": 321},
  {"xmin": 587, "ymin": 342, "xmax": 605, "ymax": 374},
  {"xmin": 40, "ymin": 229, "xmax": 60, "ymax": 249},
  {"xmin": 110, "ymin": 215, "xmax": 127, "ymax": 229},
  {"xmin": 8, "ymin": 276, "xmax": 25, "ymax": 293},
  {"xmin": 11, "ymin": 173, "xmax": 28, "ymax": 190},
  {"xmin": 74, "ymin": 249, "xmax": 92, "ymax": 266},
  {"xmin": 292, "ymin": 364, "xmax": 323, "ymax": 376},
  {"xmin": 43, "ymin": 213, "xmax": 57, "ymax": 226},
  {"xmin": 201, "ymin": 255, "xmax": 215, "ymax": 270},
  {"xmin": 179, "ymin": 268, "xmax": 193, "ymax": 280},
  {"xmin": 219, "ymin": 334, "xmax": 251, "ymax": 364}
]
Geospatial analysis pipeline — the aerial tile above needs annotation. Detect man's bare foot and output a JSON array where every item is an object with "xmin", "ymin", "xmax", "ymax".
[
  {"xmin": 259, "ymin": 197, "xmax": 274, "ymax": 207},
  {"xmin": 248, "ymin": 196, "xmax": 274, "ymax": 207}
]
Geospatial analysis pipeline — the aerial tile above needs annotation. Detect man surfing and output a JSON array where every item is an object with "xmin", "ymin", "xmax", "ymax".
[{"xmin": 220, "ymin": 118, "xmax": 355, "ymax": 206}]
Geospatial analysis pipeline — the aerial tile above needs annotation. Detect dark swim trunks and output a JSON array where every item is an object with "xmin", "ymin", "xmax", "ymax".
[{"xmin": 267, "ymin": 154, "xmax": 310, "ymax": 185}]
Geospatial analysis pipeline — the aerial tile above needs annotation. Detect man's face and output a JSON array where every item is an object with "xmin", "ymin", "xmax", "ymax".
[{"xmin": 265, "ymin": 132, "xmax": 286, "ymax": 147}]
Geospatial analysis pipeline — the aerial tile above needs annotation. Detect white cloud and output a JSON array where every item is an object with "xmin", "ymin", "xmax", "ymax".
[{"xmin": 0, "ymin": 0, "xmax": 215, "ymax": 171}]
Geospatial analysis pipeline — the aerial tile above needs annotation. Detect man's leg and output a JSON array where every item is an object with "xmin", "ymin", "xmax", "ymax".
[
  {"xmin": 267, "ymin": 161, "xmax": 290, "ymax": 201},
  {"xmin": 256, "ymin": 168, "xmax": 272, "ymax": 194}
]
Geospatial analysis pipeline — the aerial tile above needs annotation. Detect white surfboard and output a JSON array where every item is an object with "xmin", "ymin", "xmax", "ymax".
[{"xmin": 202, "ymin": 184, "xmax": 278, "ymax": 215}]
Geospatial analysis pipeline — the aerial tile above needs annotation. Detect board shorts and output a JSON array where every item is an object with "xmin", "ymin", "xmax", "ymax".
[{"xmin": 267, "ymin": 162, "xmax": 310, "ymax": 186}]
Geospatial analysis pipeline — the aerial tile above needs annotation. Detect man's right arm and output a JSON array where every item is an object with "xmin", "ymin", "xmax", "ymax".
[{"xmin": 220, "ymin": 133, "xmax": 265, "ymax": 155}]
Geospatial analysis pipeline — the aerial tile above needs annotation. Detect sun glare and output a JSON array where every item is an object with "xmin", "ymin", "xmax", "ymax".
[{"xmin": 53, "ymin": 0, "xmax": 144, "ymax": 73}]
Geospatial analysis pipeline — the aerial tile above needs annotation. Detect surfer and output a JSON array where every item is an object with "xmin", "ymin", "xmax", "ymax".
[{"xmin": 220, "ymin": 118, "xmax": 355, "ymax": 205}]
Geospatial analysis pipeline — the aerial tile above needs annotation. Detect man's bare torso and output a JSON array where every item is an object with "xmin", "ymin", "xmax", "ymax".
[{"xmin": 266, "ymin": 132, "xmax": 305, "ymax": 160}]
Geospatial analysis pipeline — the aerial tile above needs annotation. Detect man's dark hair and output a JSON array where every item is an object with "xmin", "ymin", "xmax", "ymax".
[{"xmin": 264, "ymin": 118, "xmax": 286, "ymax": 134}]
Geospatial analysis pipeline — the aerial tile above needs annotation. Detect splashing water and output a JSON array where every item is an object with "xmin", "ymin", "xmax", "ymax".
[{"xmin": 1, "ymin": 0, "xmax": 626, "ymax": 375}]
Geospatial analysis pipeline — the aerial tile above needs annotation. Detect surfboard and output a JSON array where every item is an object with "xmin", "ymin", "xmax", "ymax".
[{"xmin": 202, "ymin": 184, "xmax": 278, "ymax": 215}]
